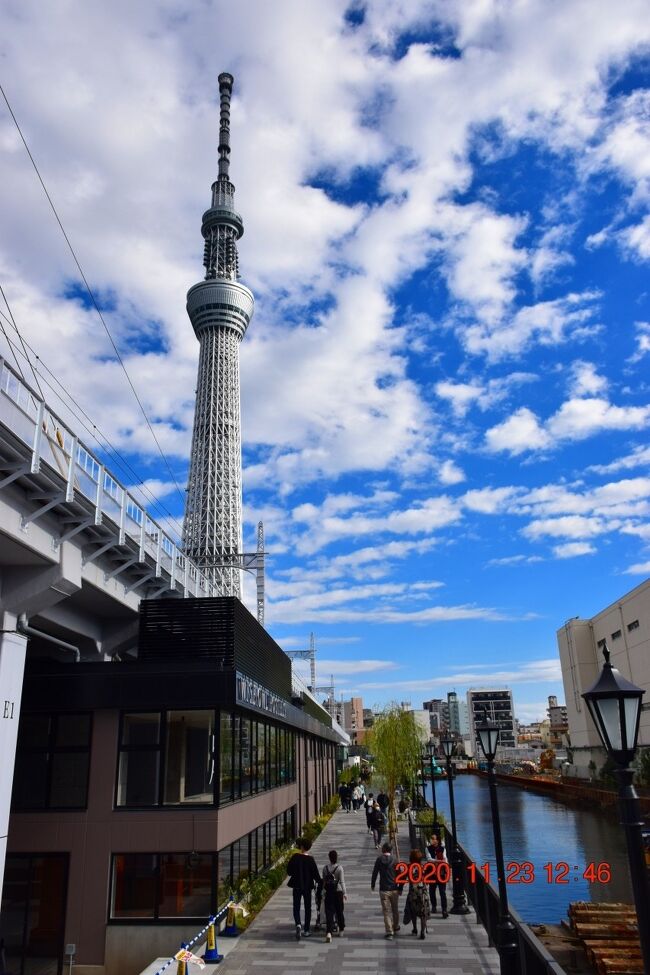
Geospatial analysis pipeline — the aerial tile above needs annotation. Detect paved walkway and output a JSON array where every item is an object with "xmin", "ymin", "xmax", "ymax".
[{"xmin": 218, "ymin": 808, "xmax": 500, "ymax": 974}]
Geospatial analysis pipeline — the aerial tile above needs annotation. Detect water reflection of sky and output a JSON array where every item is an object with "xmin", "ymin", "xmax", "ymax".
[{"xmin": 425, "ymin": 775, "xmax": 632, "ymax": 924}]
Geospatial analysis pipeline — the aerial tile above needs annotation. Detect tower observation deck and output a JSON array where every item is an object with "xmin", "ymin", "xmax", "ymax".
[{"xmin": 183, "ymin": 73, "xmax": 254, "ymax": 597}]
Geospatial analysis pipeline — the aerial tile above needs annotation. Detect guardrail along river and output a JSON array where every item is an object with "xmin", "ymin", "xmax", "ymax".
[{"xmin": 425, "ymin": 774, "xmax": 633, "ymax": 924}]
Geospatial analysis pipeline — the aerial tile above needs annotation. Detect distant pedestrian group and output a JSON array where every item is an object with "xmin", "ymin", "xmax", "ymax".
[{"xmin": 287, "ymin": 783, "xmax": 450, "ymax": 944}]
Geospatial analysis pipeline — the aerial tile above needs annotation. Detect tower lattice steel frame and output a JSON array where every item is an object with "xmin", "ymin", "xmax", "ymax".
[{"xmin": 183, "ymin": 73, "xmax": 254, "ymax": 597}]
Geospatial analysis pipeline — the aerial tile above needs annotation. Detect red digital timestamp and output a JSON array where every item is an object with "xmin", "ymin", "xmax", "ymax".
[{"xmin": 395, "ymin": 861, "xmax": 612, "ymax": 884}]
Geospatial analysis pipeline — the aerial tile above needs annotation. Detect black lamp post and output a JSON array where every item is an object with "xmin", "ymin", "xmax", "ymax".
[
  {"xmin": 441, "ymin": 737, "xmax": 470, "ymax": 914},
  {"xmin": 420, "ymin": 749, "xmax": 427, "ymax": 812},
  {"xmin": 582, "ymin": 643, "xmax": 650, "ymax": 973},
  {"xmin": 427, "ymin": 739, "xmax": 438, "ymax": 822},
  {"xmin": 475, "ymin": 712, "xmax": 519, "ymax": 975}
]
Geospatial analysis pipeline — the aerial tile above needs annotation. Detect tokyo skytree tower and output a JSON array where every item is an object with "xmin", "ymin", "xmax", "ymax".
[{"xmin": 183, "ymin": 73, "xmax": 254, "ymax": 596}]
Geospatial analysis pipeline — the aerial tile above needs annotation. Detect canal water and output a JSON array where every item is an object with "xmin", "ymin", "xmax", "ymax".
[{"xmin": 424, "ymin": 774, "xmax": 633, "ymax": 924}]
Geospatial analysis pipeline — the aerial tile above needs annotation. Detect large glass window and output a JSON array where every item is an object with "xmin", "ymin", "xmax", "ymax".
[
  {"xmin": 116, "ymin": 709, "xmax": 297, "ymax": 808},
  {"xmin": 164, "ymin": 711, "xmax": 214, "ymax": 805},
  {"xmin": 158, "ymin": 854, "xmax": 212, "ymax": 918},
  {"xmin": 111, "ymin": 854, "xmax": 157, "ymax": 918},
  {"xmin": 219, "ymin": 711, "xmax": 234, "ymax": 804},
  {"xmin": 240, "ymin": 717, "xmax": 252, "ymax": 797},
  {"xmin": 117, "ymin": 714, "xmax": 161, "ymax": 807},
  {"xmin": 256, "ymin": 722, "xmax": 267, "ymax": 792},
  {"xmin": 12, "ymin": 712, "xmax": 91, "ymax": 810},
  {"xmin": 0, "ymin": 854, "xmax": 68, "ymax": 975}
]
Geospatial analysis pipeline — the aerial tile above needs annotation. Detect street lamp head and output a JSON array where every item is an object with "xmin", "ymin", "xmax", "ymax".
[
  {"xmin": 582, "ymin": 642, "xmax": 644, "ymax": 767},
  {"xmin": 476, "ymin": 709, "xmax": 500, "ymax": 762},
  {"xmin": 441, "ymin": 737, "xmax": 455, "ymax": 760}
]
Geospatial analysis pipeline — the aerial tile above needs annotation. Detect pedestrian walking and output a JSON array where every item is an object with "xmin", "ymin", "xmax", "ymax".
[
  {"xmin": 322, "ymin": 849, "xmax": 347, "ymax": 942},
  {"xmin": 364, "ymin": 792, "xmax": 375, "ymax": 833},
  {"xmin": 376, "ymin": 790, "xmax": 389, "ymax": 815},
  {"xmin": 352, "ymin": 783, "xmax": 362, "ymax": 811},
  {"xmin": 403, "ymin": 849, "xmax": 430, "ymax": 939},
  {"xmin": 371, "ymin": 842, "xmax": 402, "ymax": 940},
  {"xmin": 370, "ymin": 801, "xmax": 386, "ymax": 848},
  {"xmin": 426, "ymin": 833, "xmax": 449, "ymax": 918},
  {"xmin": 286, "ymin": 837, "xmax": 321, "ymax": 940},
  {"xmin": 342, "ymin": 783, "xmax": 352, "ymax": 812}
]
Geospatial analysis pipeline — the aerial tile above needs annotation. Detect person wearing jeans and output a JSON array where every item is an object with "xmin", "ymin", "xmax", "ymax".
[
  {"xmin": 371, "ymin": 842, "xmax": 402, "ymax": 940},
  {"xmin": 286, "ymin": 837, "xmax": 321, "ymax": 940}
]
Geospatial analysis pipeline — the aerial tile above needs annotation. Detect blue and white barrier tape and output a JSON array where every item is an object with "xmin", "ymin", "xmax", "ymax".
[{"xmin": 150, "ymin": 904, "xmax": 230, "ymax": 975}]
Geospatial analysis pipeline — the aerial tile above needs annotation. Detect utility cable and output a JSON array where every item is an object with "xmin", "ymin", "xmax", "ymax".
[
  {"xmin": 0, "ymin": 307, "xmax": 186, "ymax": 539},
  {"xmin": 0, "ymin": 280, "xmax": 45, "ymax": 398},
  {"xmin": 0, "ymin": 81, "xmax": 187, "ymax": 511}
]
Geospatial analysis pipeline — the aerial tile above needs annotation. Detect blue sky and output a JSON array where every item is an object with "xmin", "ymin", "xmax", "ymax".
[{"xmin": 1, "ymin": 1, "xmax": 649, "ymax": 722}]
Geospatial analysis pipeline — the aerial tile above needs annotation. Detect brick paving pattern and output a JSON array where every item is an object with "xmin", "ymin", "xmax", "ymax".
[{"xmin": 219, "ymin": 808, "xmax": 500, "ymax": 974}]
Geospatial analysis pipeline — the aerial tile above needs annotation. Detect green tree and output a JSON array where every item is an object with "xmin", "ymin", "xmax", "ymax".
[{"xmin": 367, "ymin": 704, "xmax": 426, "ymax": 840}]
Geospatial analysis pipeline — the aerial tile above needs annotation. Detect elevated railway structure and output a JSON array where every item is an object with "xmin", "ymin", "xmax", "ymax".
[{"xmin": 0, "ymin": 355, "xmax": 215, "ymax": 894}]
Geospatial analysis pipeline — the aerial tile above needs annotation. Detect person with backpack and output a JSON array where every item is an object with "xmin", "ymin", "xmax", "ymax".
[
  {"xmin": 403, "ymin": 849, "xmax": 430, "ymax": 939},
  {"xmin": 370, "ymin": 801, "xmax": 386, "ymax": 848},
  {"xmin": 286, "ymin": 837, "xmax": 321, "ymax": 940},
  {"xmin": 364, "ymin": 792, "xmax": 375, "ymax": 833},
  {"xmin": 321, "ymin": 849, "xmax": 347, "ymax": 942},
  {"xmin": 371, "ymin": 841, "xmax": 402, "ymax": 939},
  {"xmin": 426, "ymin": 832, "xmax": 449, "ymax": 918},
  {"xmin": 351, "ymin": 783, "xmax": 363, "ymax": 811}
]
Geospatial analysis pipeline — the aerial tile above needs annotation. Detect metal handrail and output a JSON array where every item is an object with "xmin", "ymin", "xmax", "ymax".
[
  {"xmin": 0, "ymin": 356, "xmax": 215, "ymax": 599},
  {"xmin": 410, "ymin": 803, "xmax": 566, "ymax": 974}
]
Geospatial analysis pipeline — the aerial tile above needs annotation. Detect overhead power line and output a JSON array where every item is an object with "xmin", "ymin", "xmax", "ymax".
[{"xmin": 0, "ymin": 81, "xmax": 187, "ymax": 512}]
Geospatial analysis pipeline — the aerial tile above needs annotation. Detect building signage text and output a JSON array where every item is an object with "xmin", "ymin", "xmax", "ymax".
[{"xmin": 236, "ymin": 673, "xmax": 288, "ymax": 719}]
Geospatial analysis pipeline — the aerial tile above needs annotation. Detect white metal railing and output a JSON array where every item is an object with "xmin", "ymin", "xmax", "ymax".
[{"xmin": 0, "ymin": 356, "xmax": 215, "ymax": 599}]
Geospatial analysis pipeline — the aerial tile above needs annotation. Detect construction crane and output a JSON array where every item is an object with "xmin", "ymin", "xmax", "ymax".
[{"xmin": 285, "ymin": 631, "xmax": 316, "ymax": 689}]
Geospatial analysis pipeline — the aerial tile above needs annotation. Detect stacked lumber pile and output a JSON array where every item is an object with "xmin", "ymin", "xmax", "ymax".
[{"xmin": 566, "ymin": 903, "xmax": 642, "ymax": 974}]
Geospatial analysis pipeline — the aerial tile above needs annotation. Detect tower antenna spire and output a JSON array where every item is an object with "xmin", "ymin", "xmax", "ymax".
[
  {"xmin": 217, "ymin": 72, "xmax": 233, "ymax": 181},
  {"xmin": 183, "ymin": 73, "xmax": 254, "ymax": 597}
]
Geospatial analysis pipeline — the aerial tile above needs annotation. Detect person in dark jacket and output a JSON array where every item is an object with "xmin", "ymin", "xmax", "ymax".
[
  {"xmin": 286, "ymin": 837, "xmax": 321, "ymax": 940},
  {"xmin": 426, "ymin": 833, "xmax": 449, "ymax": 917},
  {"xmin": 371, "ymin": 842, "xmax": 402, "ymax": 939},
  {"xmin": 370, "ymin": 802, "xmax": 386, "ymax": 848},
  {"xmin": 376, "ymin": 791, "xmax": 389, "ymax": 814},
  {"xmin": 364, "ymin": 792, "xmax": 375, "ymax": 833},
  {"xmin": 403, "ymin": 849, "xmax": 430, "ymax": 939},
  {"xmin": 321, "ymin": 849, "xmax": 347, "ymax": 942}
]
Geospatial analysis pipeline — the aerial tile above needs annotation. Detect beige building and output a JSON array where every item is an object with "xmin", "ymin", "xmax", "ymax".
[
  {"xmin": 341, "ymin": 696, "xmax": 365, "ymax": 743},
  {"xmin": 557, "ymin": 577, "xmax": 650, "ymax": 778}
]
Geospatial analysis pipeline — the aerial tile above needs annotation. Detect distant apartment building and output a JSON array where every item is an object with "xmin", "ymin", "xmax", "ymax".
[
  {"xmin": 547, "ymin": 694, "xmax": 569, "ymax": 747},
  {"xmin": 557, "ymin": 577, "xmax": 650, "ymax": 779},
  {"xmin": 341, "ymin": 696, "xmax": 365, "ymax": 744},
  {"xmin": 467, "ymin": 688, "xmax": 517, "ymax": 752},
  {"xmin": 411, "ymin": 709, "xmax": 433, "ymax": 740},
  {"xmin": 447, "ymin": 691, "xmax": 470, "ymax": 737},
  {"xmin": 423, "ymin": 698, "xmax": 449, "ymax": 732}
]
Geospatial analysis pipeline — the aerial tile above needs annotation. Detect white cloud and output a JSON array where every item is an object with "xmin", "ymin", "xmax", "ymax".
[
  {"xmin": 352, "ymin": 658, "xmax": 562, "ymax": 692},
  {"xmin": 524, "ymin": 515, "xmax": 612, "ymax": 540},
  {"xmin": 623, "ymin": 561, "xmax": 650, "ymax": 575},
  {"xmin": 548, "ymin": 397, "xmax": 650, "ymax": 440},
  {"xmin": 486, "ymin": 397, "xmax": 650, "ymax": 455},
  {"xmin": 487, "ymin": 554, "xmax": 544, "ymax": 566},
  {"xmin": 462, "ymin": 486, "xmax": 520, "ymax": 514},
  {"xmin": 570, "ymin": 361, "xmax": 607, "ymax": 397},
  {"xmin": 586, "ymin": 444, "xmax": 650, "ymax": 474},
  {"xmin": 628, "ymin": 321, "xmax": 650, "ymax": 363},
  {"xmin": 485, "ymin": 408, "xmax": 550, "ymax": 455},
  {"xmin": 552, "ymin": 541, "xmax": 597, "ymax": 558},
  {"xmin": 438, "ymin": 459, "xmax": 466, "ymax": 485},
  {"xmin": 461, "ymin": 291, "xmax": 601, "ymax": 360}
]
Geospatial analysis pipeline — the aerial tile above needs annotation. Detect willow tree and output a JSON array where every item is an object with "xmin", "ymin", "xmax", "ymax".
[{"xmin": 368, "ymin": 704, "xmax": 426, "ymax": 841}]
